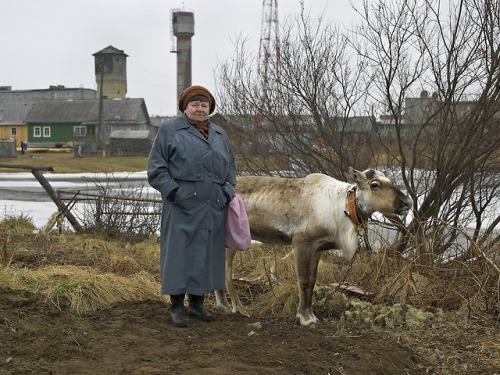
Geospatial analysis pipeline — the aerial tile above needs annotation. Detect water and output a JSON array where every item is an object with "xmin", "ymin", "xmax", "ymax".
[{"xmin": 0, "ymin": 171, "xmax": 155, "ymax": 228}]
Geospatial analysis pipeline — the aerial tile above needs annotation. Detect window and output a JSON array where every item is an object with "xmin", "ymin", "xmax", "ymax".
[
  {"xmin": 73, "ymin": 126, "xmax": 86, "ymax": 137},
  {"xmin": 10, "ymin": 127, "xmax": 17, "ymax": 137},
  {"xmin": 34, "ymin": 127, "xmax": 41, "ymax": 137},
  {"xmin": 43, "ymin": 126, "xmax": 51, "ymax": 137}
]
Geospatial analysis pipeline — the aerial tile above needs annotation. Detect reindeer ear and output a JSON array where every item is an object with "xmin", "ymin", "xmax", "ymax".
[
  {"xmin": 383, "ymin": 169, "xmax": 394, "ymax": 182},
  {"xmin": 347, "ymin": 167, "xmax": 364, "ymax": 184}
]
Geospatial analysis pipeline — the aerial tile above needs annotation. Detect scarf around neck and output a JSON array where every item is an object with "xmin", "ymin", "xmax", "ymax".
[{"xmin": 187, "ymin": 116, "xmax": 209, "ymax": 140}]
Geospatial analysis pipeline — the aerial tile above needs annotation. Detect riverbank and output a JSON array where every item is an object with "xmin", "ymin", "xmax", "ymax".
[{"xmin": 0, "ymin": 154, "xmax": 148, "ymax": 173}]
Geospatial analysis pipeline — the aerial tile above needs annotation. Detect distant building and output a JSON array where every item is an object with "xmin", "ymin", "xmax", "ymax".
[
  {"xmin": 0, "ymin": 85, "xmax": 96, "ymax": 148},
  {"xmin": 376, "ymin": 92, "xmax": 479, "ymax": 140},
  {"xmin": 93, "ymin": 46, "xmax": 128, "ymax": 99},
  {"xmin": 24, "ymin": 98, "xmax": 154, "ymax": 155},
  {"xmin": 149, "ymin": 115, "xmax": 175, "ymax": 128},
  {"xmin": 0, "ymin": 45, "xmax": 160, "ymax": 155}
]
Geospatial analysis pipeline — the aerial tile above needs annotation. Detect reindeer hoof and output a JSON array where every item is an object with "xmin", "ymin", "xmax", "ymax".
[
  {"xmin": 215, "ymin": 302, "xmax": 231, "ymax": 313},
  {"xmin": 295, "ymin": 314, "xmax": 320, "ymax": 326},
  {"xmin": 235, "ymin": 307, "xmax": 250, "ymax": 317}
]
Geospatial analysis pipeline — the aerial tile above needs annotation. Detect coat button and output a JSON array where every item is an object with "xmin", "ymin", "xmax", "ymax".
[{"xmin": 197, "ymin": 173, "xmax": 201, "ymax": 178}]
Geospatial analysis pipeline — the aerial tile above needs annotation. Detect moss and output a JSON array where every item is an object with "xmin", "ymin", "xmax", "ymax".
[{"xmin": 340, "ymin": 299, "xmax": 437, "ymax": 330}]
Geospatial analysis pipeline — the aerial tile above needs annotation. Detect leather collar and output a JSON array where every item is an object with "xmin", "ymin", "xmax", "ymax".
[{"xmin": 346, "ymin": 187, "xmax": 364, "ymax": 226}]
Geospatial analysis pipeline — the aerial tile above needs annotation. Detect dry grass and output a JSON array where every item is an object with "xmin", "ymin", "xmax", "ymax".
[
  {"xmin": 0, "ymin": 152, "xmax": 250, "ymax": 174},
  {"xmin": 0, "ymin": 153, "xmax": 148, "ymax": 173},
  {"xmin": 0, "ymin": 265, "xmax": 161, "ymax": 313},
  {"xmin": 226, "ymin": 244, "xmax": 499, "ymax": 326},
  {"xmin": 0, "ymin": 213, "xmax": 36, "ymax": 235},
  {"xmin": 0, "ymin": 227, "xmax": 163, "ymax": 313},
  {"xmin": 1, "ymin": 223, "xmax": 497, "ymax": 323}
]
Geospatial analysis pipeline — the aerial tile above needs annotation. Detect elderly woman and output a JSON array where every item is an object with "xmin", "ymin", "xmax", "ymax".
[{"xmin": 148, "ymin": 85, "xmax": 236, "ymax": 327}]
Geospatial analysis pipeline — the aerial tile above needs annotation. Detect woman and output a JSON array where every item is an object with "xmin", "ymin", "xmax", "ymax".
[{"xmin": 147, "ymin": 85, "xmax": 236, "ymax": 327}]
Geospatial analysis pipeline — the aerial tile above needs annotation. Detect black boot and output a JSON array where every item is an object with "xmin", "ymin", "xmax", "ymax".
[
  {"xmin": 188, "ymin": 294, "xmax": 213, "ymax": 322},
  {"xmin": 169, "ymin": 294, "xmax": 189, "ymax": 327}
]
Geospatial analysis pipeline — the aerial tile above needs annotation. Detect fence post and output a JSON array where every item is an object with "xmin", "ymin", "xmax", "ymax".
[{"xmin": 30, "ymin": 169, "xmax": 84, "ymax": 233}]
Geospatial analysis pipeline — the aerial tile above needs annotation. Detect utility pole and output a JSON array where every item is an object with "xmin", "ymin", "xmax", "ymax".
[{"xmin": 98, "ymin": 60, "xmax": 105, "ymax": 157}]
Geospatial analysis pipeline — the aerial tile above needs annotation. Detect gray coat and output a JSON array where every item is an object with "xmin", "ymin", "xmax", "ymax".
[{"xmin": 147, "ymin": 115, "xmax": 236, "ymax": 296}]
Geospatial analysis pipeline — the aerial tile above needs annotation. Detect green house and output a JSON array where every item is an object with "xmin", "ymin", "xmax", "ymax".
[{"xmin": 24, "ymin": 98, "xmax": 151, "ymax": 148}]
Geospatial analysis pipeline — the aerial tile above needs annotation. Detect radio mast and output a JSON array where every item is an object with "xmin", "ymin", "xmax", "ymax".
[{"xmin": 258, "ymin": 0, "xmax": 280, "ymax": 90}]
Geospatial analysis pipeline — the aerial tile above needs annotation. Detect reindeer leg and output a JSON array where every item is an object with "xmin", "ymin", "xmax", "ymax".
[
  {"xmin": 214, "ymin": 289, "xmax": 229, "ymax": 311},
  {"xmin": 293, "ymin": 240, "xmax": 321, "ymax": 326},
  {"xmin": 215, "ymin": 248, "xmax": 250, "ymax": 316},
  {"xmin": 305, "ymin": 250, "xmax": 322, "ymax": 324},
  {"xmin": 215, "ymin": 248, "xmax": 234, "ymax": 312},
  {"xmin": 227, "ymin": 248, "xmax": 250, "ymax": 316}
]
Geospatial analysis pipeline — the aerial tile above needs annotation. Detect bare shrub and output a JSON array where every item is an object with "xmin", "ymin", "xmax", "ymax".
[{"xmin": 61, "ymin": 174, "xmax": 161, "ymax": 240}]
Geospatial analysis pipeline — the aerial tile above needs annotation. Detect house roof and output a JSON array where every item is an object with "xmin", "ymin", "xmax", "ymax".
[
  {"xmin": 0, "ymin": 104, "xmax": 33, "ymax": 125},
  {"xmin": 24, "ymin": 98, "xmax": 150, "ymax": 125},
  {"xmin": 93, "ymin": 45, "xmax": 128, "ymax": 57}
]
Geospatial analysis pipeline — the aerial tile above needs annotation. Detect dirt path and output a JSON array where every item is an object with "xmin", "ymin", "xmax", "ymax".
[{"xmin": 1, "ymin": 287, "xmax": 433, "ymax": 375}]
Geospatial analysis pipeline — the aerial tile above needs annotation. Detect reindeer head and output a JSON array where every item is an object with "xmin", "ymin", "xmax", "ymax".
[{"xmin": 348, "ymin": 167, "xmax": 412, "ymax": 217}]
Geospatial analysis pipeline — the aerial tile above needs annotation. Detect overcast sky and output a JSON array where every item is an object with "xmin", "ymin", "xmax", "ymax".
[{"xmin": 1, "ymin": 0, "xmax": 359, "ymax": 116}]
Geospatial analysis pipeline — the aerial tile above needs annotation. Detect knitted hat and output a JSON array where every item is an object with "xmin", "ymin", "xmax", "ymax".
[{"xmin": 178, "ymin": 85, "xmax": 216, "ymax": 114}]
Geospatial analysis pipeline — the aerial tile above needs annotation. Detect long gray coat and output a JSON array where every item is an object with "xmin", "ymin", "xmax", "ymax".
[{"xmin": 147, "ymin": 115, "xmax": 236, "ymax": 296}]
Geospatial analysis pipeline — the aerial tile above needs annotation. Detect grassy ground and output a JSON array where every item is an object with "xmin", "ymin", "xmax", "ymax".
[
  {"xmin": 1, "ymin": 221, "xmax": 499, "ymax": 374},
  {"xmin": 0, "ymin": 152, "xmax": 148, "ymax": 173}
]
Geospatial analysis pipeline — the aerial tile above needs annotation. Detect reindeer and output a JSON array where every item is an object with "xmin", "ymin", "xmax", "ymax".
[{"xmin": 215, "ymin": 167, "xmax": 412, "ymax": 326}]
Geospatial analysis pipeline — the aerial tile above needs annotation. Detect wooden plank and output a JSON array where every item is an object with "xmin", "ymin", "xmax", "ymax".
[{"xmin": 31, "ymin": 169, "xmax": 83, "ymax": 233}]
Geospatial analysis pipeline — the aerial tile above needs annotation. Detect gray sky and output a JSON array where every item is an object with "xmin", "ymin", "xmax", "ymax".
[{"xmin": 1, "ymin": 0, "xmax": 358, "ymax": 116}]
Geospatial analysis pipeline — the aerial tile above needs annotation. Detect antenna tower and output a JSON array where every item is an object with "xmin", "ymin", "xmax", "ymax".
[{"xmin": 258, "ymin": 0, "xmax": 279, "ymax": 87}]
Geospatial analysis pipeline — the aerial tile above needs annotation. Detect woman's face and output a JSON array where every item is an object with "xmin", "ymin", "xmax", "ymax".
[{"xmin": 184, "ymin": 100, "xmax": 210, "ymax": 123}]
